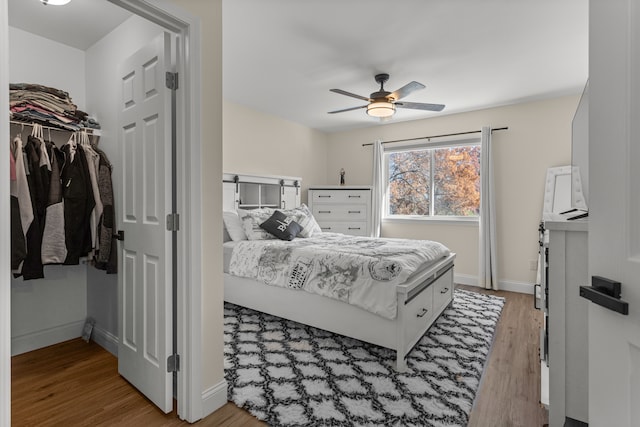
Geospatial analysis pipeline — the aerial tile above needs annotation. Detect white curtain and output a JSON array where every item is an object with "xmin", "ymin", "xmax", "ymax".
[
  {"xmin": 479, "ymin": 126, "xmax": 498, "ymax": 290},
  {"xmin": 371, "ymin": 139, "xmax": 384, "ymax": 237}
]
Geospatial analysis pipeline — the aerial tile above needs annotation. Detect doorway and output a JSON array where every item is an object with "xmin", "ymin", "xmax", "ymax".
[{"xmin": 1, "ymin": 0, "xmax": 208, "ymax": 423}]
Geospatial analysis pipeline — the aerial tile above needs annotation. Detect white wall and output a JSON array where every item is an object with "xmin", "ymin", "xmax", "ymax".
[
  {"xmin": 84, "ymin": 14, "xmax": 163, "ymax": 353},
  {"xmin": 223, "ymin": 101, "xmax": 328, "ymax": 203},
  {"xmin": 9, "ymin": 26, "xmax": 88, "ymax": 355},
  {"xmin": 9, "ymin": 26, "xmax": 86, "ymax": 108},
  {"xmin": 325, "ymin": 95, "xmax": 580, "ymax": 290},
  {"xmin": 178, "ymin": 0, "xmax": 225, "ymax": 414}
]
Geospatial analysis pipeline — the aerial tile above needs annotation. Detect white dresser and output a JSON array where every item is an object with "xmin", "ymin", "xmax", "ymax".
[
  {"xmin": 308, "ymin": 186, "xmax": 372, "ymax": 236},
  {"xmin": 542, "ymin": 219, "xmax": 589, "ymax": 427}
]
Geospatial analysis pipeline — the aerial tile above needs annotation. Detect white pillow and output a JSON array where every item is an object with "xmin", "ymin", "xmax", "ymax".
[
  {"xmin": 223, "ymin": 211, "xmax": 247, "ymax": 241},
  {"xmin": 279, "ymin": 204, "xmax": 322, "ymax": 237},
  {"xmin": 237, "ymin": 208, "xmax": 276, "ymax": 240}
]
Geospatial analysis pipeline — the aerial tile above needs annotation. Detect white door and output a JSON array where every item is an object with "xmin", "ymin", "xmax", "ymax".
[
  {"xmin": 117, "ymin": 32, "xmax": 174, "ymax": 413},
  {"xmin": 588, "ymin": 0, "xmax": 640, "ymax": 425}
]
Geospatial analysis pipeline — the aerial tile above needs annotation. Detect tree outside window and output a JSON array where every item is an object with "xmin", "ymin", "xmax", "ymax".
[{"xmin": 387, "ymin": 144, "xmax": 480, "ymax": 217}]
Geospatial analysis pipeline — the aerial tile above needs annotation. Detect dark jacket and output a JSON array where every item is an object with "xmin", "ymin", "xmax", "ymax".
[{"xmin": 61, "ymin": 143, "xmax": 95, "ymax": 265}]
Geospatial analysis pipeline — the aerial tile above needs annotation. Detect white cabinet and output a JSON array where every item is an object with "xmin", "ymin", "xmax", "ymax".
[
  {"xmin": 544, "ymin": 219, "xmax": 588, "ymax": 427},
  {"xmin": 308, "ymin": 186, "xmax": 372, "ymax": 236},
  {"xmin": 223, "ymin": 173, "xmax": 301, "ymax": 212}
]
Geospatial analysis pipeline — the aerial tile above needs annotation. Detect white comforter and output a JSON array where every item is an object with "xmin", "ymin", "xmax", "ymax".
[{"xmin": 228, "ymin": 233, "xmax": 450, "ymax": 319}]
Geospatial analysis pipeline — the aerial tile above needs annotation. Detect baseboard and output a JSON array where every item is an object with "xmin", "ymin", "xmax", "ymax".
[
  {"xmin": 499, "ymin": 280, "xmax": 535, "ymax": 294},
  {"xmin": 454, "ymin": 273, "xmax": 535, "ymax": 295},
  {"xmin": 201, "ymin": 379, "xmax": 228, "ymax": 418},
  {"xmin": 91, "ymin": 325, "xmax": 119, "ymax": 356},
  {"xmin": 11, "ymin": 320, "xmax": 84, "ymax": 356},
  {"xmin": 454, "ymin": 273, "xmax": 478, "ymax": 287}
]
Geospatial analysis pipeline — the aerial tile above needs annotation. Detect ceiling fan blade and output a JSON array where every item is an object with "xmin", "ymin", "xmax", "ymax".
[
  {"xmin": 395, "ymin": 101, "xmax": 445, "ymax": 112},
  {"xmin": 388, "ymin": 81, "xmax": 425, "ymax": 101},
  {"xmin": 328, "ymin": 105, "xmax": 368, "ymax": 114},
  {"xmin": 330, "ymin": 88, "xmax": 371, "ymax": 102}
]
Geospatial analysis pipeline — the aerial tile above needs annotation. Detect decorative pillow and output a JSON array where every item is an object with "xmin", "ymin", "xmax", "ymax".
[
  {"xmin": 279, "ymin": 204, "xmax": 322, "ymax": 237},
  {"xmin": 260, "ymin": 210, "xmax": 303, "ymax": 241},
  {"xmin": 238, "ymin": 208, "xmax": 276, "ymax": 240},
  {"xmin": 223, "ymin": 211, "xmax": 247, "ymax": 241}
]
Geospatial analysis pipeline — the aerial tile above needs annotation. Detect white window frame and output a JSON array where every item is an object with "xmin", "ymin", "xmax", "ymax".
[{"xmin": 383, "ymin": 136, "xmax": 481, "ymax": 224}]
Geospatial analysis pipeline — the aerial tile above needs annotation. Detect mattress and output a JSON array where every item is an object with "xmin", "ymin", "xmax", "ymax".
[
  {"xmin": 224, "ymin": 233, "xmax": 450, "ymax": 319},
  {"xmin": 223, "ymin": 241, "xmax": 238, "ymax": 273}
]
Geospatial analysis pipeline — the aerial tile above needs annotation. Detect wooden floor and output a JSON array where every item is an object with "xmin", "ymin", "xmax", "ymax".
[{"xmin": 12, "ymin": 285, "xmax": 548, "ymax": 426}]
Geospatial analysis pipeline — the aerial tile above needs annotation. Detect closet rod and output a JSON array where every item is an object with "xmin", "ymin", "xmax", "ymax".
[
  {"xmin": 9, "ymin": 120, "xmax": 98, "ymax": 134},
  {"xmin": 361, "ymin": 126, "xmax": 508, "ymax": 147}
]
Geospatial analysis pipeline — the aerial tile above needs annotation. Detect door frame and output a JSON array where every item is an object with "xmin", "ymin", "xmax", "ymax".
[
  {"xmin": 0, "ymin": 0, "xmax": 207, "ymax": 423},
  {"xmin": 109, "ymin": 1, "xmax": 204, "ymax": 420},
  {"xmin": 1, "ymin": 0, "xmax": 11, "ymax": 425}
]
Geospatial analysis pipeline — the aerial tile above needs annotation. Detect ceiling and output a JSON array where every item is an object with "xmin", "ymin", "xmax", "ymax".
[{"xmin": 8, "ymin": 0, "xmax": 589, "ymax": 134}]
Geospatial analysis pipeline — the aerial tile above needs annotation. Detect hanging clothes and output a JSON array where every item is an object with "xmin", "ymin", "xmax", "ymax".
[
  {"xmin": 10, "ymin": 82, "xmax": 112, "ymax": 279},
  {"xmin": 61, "ymin": 136, "xmax": 95, "ymax": 265},
  {"xmin": 80, "ymin": 132, "xmax": 103, "ymax": 253},
  {"xmin": 10, "ymin": 147, "xmax": 26, "ymax": 271},
  {"xmin": 93, "ymin": 146, "xmax": 117, "ymax": 273},
  {"xmin": 18, "ymin": 134, "xmax": 49, "ymax": 279},
  {"xmin": 41, "ymin": 139, "xmax": 67, "ymax": 264},
  {"xmin": 11, "ymin": 136, "xmax": 33, "ymax": 245}
]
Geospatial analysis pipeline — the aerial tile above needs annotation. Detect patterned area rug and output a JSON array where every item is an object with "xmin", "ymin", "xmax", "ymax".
[{"xmin": 224, "ymin": 288, "xmax": 505, "ymax": 427}]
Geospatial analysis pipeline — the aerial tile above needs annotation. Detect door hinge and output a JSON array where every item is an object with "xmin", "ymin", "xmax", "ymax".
[
  {"xmin": 166, "ymin": 213, "xmax": 180, "ymax": 232},
  {"xmin": 167, "ymin": 354, "xmax": 180, "ymax": 373},
  {"xmin": 165, "ymin": 72, "xmax": 178, "ymax": 90}
]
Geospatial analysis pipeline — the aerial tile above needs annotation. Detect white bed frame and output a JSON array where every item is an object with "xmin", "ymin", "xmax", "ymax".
[{"xmin": 224, "ymin": 252, "xmax": 456, "ymax": 372}]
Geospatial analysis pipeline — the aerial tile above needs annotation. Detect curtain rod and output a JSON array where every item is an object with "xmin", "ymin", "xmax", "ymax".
[
  {"xmin": 10, "ymin": 120, "xmax": 98, "ymax": 134},
  {"xmin": 361, "ymin": 126, "xmax": 508, "ymax": 147}
]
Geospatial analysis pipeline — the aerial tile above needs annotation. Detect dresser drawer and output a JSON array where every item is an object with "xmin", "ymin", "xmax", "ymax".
[
  {"xmin": 318, "ymin": 221, "xmax": 369, "ymax": 236},
  {"xmin": 312, "ymin": 204, "xmax": 368, "ymax": 221},
  {"xmin": 311, "ymin": 189, "xmax": 370, "ymax": 205},
  {"xmin": 432, "ymin": 267, "xmax": 454, "ymax": 313},
  {"xmin": 404, "ymin": 284, "xmax": 434, "ymax": 345}
]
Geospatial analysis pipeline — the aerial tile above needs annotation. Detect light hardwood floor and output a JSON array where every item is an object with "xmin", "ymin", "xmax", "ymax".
[{"xmin": 12, "ymin": 285, "xmax": 548, "ymax": 426}]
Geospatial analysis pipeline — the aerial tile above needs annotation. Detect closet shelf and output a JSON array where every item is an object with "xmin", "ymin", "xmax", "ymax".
[{"xmin": 10, "ymin": 119, "xmax": 101, "ymax": 136}]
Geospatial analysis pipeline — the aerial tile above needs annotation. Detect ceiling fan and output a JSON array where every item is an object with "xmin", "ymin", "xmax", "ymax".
[{"xmin": 328, "ymin": 73, "xmax": 445, "ymax": 119}]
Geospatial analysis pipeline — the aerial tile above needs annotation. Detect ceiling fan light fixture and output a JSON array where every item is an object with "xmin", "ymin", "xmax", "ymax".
[
  {"xmin": 366, "ymin": 101, "xmax": 395, "ymax": 118},
  {"xmin": 40, "ymin": 0, "xmax": 71, "ymax": 5}
]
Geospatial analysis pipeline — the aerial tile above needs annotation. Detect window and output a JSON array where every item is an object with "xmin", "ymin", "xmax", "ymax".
[{"xmin": 385, "ymin": 141, "xmax": 481, "ymax": 219}]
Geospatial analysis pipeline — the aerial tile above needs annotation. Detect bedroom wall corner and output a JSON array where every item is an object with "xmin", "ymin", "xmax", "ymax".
[
  {"xmin": 325, "ymin": 95, "xmax": 580, "ymax": 290},
  {"xmin": 223, "ymin": 100, "xmax": 329, "ymax": 203}
]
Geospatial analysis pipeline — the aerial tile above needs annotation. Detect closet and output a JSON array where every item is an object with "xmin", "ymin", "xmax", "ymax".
[
  {"xmin": 5, "ymin": 1, "xmax": 213, "ymax": 421},
  {"xmin": 8, "ymin": 3, "xmax": 162, "ymax": 361}
]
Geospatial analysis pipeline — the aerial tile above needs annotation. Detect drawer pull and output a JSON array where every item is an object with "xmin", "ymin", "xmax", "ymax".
[
  {"xmin": 318, "ymin": 195, "xmax": 332, "ymax": 198},
  {"xmin": 318, "ymin": 210, "xmax": 332, "ymax": 214},
  {"xmin": 348, "ymin": 210, "xmax": 361, "ymax": 214},
  {"xmin": 321, "ymin": 227, "xmax": 332, "ymax": 230},
  {"xmin": 348, "ymin": 227, "xmax": 361, "ymax": 230},
  {"xmin": 348, "ymin": 195, "xmax": 361, "ymax": 198},
  {"xmin": 440, "ymin": 288, "xmax": 449, "ymax": 294},
  {"xmin": 417, "ymin": 308, "xmax": 429, "ymax": 318}
]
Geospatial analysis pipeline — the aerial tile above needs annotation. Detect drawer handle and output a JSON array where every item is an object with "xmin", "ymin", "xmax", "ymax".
[
  {"xmin": 321, "ymin": 227, "xmax": 332, "ymax": 230},
  {"xmin": 348, "ymin": 195, "xmax": 361, "ymax": 198},
  {"xmin": 318, "ymin": 195, "xmax": 331, "ymax": 198},
  {"xmin": 318, "ymin": 210, "xmax": 332, "ymax": 214},
  {"xmin": 417, "ymin": 308, "xmax": 429, "ymax": 318},
  {"xmin": 348, "ymin": 227, "xmax": 361, "ymax": 230},
  {"xmin": 440, "ymin": 288, "xmax": 449, "ymax": 294},
  {"xmin": 348, "ymin": 210, "xmax": 361, "ymax": 214}
]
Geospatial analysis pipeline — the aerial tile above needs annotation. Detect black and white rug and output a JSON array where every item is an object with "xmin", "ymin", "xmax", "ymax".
[{"xmin": 224, "ymin": 289, "xmax": 505, "ymax": 427}]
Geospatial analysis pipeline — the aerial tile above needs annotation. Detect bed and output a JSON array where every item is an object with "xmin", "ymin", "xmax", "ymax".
[{"xmin": 223, "ymin": 229, "xmax": 456, "ymax": 372}]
